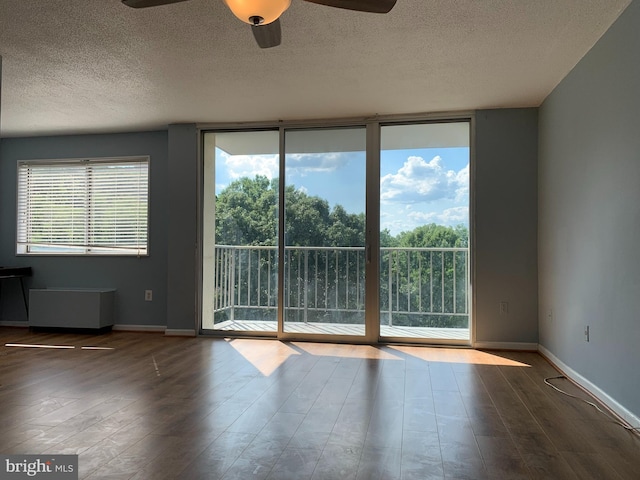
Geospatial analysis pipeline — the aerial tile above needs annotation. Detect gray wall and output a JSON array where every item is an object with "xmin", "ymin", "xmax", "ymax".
[
  {"xmin": 474, "ymin": 109, "xmax": 539, "ymax": 345},
  {"xmin": 539, "ymin": 0, "xmax": 640, "ymax": 416},
  {"xmin": 0, "ymin": 131, "xmax": 169, "ymax": 327},
  {"xmin": 167, "ymin": 124, "xmax": 199, "ymax": 332},
  {"xmin": 0, "ymin": 118, "xmax": 541, "ymax": 341}
]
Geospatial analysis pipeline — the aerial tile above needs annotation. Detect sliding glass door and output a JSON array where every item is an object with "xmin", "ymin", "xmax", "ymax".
[
  {"xmin": 201, "ymin": 130, "xmax": 279, "ymax": 334},
  {"xmin": 201, "ymin": 119, "xmax": 471, "ymax": 344},
  {"xmin": 379, "ymin": 122, "xmax": 470, "ymax": 342},
  {"xmin": 282, "ymin": 127, "xmax": 367, "ymax": 338}
]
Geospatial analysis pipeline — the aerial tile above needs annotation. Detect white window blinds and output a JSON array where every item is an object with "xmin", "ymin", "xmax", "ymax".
[{"xmin": 16, "ymin": 156, "xmax": 149, "ymax": 256}]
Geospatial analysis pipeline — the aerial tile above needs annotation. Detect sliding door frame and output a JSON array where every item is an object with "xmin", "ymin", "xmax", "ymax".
[
  {"xmin": 364, "ymin": 121, "xmax": 381, "ymax": 344},
  {"xmin": 278, "ymin": 124, "xmax": 369, "ymax": 344},
  {"xmin": 197, "ymin": 112, "xmax": 475, "ymax": 346}
]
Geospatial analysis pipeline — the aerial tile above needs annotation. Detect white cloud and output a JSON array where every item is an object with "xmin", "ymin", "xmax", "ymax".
[
  {"xmin": 408, "ymin": 206, "xmax": 469, "ymax": 226},
  {"xmin": 220, "ymin": 151, "xmax": 352, "ymax": 180},
  {"xmin": 455, "ymin": 164, "xmax": 469, "ymax": 202},
  {"xmin": 381, "ymin": 156, "xmax": 468, "ymax": 204},
  {"xmin": 286, "ymin": 152, "xmax": 350, "ymax": 176},
  {"xmin": 381, "ymin": 205, "xmax": 469, "ymax": 235},
  {"xmin": 222, "ymin": 152, "xmax": 279, "ymax": 180}
]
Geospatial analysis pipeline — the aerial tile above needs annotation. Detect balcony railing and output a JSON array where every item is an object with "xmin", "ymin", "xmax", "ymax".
[{"xmin": 210, "ymin": 245, "xmax": 469, "ymax": 330}]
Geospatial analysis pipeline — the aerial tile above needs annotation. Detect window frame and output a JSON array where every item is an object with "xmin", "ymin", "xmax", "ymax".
[{"xmin": 16, "ymin": 155, "xmax": 150, "ymax": 257}]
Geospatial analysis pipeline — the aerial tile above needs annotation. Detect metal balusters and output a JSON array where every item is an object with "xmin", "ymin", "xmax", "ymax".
[{"xmin": 211, "ymin": 245, "xmax": 468, "ymax": 329}]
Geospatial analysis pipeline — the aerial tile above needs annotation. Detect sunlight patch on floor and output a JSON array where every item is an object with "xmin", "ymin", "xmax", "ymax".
[
  {"xmin": 389, "ymin": 345, "xmax": 531, "ymax": 367},
  {"xmin": 227, "ymin": 338, "xmax": 301, "ymax": 376},
  {"xmin": 292, "ymin": 342, "xmax": 402, "ymax": 360},
  {"xmin": 225, "ymin": 338, "xmax": 529, "ymax": 376}
]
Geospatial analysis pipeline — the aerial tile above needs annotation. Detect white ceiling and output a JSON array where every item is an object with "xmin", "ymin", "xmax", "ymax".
[{"xmin": 0, "ymin": 0, "xmax": 631, "ymax": 137}]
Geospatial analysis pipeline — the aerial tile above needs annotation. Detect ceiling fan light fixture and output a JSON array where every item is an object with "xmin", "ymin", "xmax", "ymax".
[{"xmin": 223, "ymin": 0, "xmax": 291, "ymax": 25}]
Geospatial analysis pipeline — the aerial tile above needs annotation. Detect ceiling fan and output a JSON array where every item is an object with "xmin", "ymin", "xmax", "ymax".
[{"xmin": 122, "ymin": 0, "xmax": 397, "ymax": 48}]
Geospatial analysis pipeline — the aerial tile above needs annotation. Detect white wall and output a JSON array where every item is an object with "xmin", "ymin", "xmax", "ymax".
[{"xmin": 539, "ymin": 0, "xmax": 640, "ymax": 418}]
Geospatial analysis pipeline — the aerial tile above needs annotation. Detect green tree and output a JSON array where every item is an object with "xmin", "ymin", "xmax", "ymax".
[
  {"xmin": 381, "ymin": 223, "xmax": 469, "ymax": 328},
  {"xmin": 213, "ymin": 176, "xmax": 470, "ymax": 329},
  {"xmin": 215, "ymin": 175, "xmax": 367, "ymax": 247},
  {"xmin": 214, "ymin": 177, "xmax": 468, "ymax": 249},
  {"xmin": 379, "ymin": 228, "xmax": 398, "ymax": 248},
  {"xmin": 397, "ymin": 223, "xmax": 468, "ymax": 248},
  {"xmin": 284, "ymin": 186, "xmax": 332, "ymax": 246},
  {"xmin": 215, "ymin": 176, "xmax": 278, "ymax": 246},
  {"xmin": 326, "ymin": 205, "xmax": 365, "ymax": 246}
]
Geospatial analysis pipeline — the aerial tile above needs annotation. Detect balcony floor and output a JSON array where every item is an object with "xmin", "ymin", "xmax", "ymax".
[{"xmin": 210, "ymin": 320, "xmax": 469, "ymax": 341}]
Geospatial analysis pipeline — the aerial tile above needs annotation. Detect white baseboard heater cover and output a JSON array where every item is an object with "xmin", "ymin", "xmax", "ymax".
[{"xmin": 29, "ymin": 288, "xmax": 115, "ymax": 329}]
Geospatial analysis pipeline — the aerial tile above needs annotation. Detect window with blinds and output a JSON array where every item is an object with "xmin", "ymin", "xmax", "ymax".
[{"xmin": 16, "ymin": 156, "xmax": 149, "ymax": 256}]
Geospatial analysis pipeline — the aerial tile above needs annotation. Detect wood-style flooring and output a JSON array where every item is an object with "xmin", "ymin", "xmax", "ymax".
[{"xmin": 0, "ymin": 328, "xmax": 638, "ymax": 479}]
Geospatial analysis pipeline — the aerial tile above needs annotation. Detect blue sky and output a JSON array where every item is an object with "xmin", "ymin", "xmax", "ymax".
[
  {"xmin": 381, "ymin": 147, "xmax": 469, "ymax": 235},
  {"xmin": 215, "ymin": 146, "xmax": 469, "ymax": 236}
]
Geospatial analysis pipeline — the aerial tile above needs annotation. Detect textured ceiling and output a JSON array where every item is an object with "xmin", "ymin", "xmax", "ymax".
[{"xmin": 0, "ymin": 0, "xmax": 631, "ymax": 137}]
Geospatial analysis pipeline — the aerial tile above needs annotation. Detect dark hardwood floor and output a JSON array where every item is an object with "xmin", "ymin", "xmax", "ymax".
[{"xmin": 0, "ymin": 327, "xmax": 638, "ymax": 479}]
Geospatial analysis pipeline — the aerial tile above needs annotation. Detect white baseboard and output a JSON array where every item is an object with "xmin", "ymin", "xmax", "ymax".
[
  {"xmin": 165, "ymin": 329, "xmax": 196, "ymax": 337},
  {"xmin": 112, "ymin": 324, "xmax": 166, "ymax": 333},
  {"xmin": 538, "ymin": 344, "xmax": 640, "ymax": 429},
  {"xmin": 474, "ymin": 341, "xmax": 539, "ymax": 351}
]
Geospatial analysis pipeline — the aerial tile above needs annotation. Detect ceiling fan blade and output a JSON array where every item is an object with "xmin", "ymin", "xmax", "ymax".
[
  {"xmin": 251, "ymin": 19, "xmax": 282, "ymax": 49},
  {"xmin": 303, "ymin": 0, "xmax": 396, "ymax": 14},
  {"xmin": 122, "ymin": 0, "xmax": 190, "ymax": 8}
]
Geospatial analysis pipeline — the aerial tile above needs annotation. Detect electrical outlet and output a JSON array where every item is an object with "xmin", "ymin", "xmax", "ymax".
[
  {"xmin": 584, "ymin": 325, "xmax": 590, "ymax": 342},
  {"xmin": 499, "ymin": 302, "xmax": 508, "ymax": 315},
  {"xmin": 547, "ymin": 309, "xmax": 553, "ymax": 323},
  {"xmin": 145, "ymin": 290, "xmax": 153, "ymax": 302}
]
